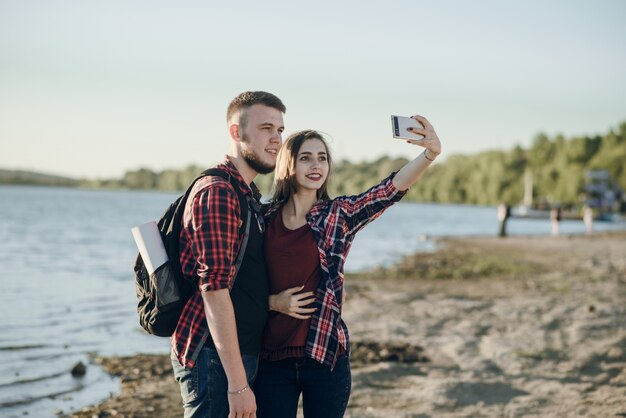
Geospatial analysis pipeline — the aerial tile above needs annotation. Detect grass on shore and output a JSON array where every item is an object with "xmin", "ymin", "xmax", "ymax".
[{"xmin": 350, "ymin": 238, "xmax": 547, "ymax": 281}]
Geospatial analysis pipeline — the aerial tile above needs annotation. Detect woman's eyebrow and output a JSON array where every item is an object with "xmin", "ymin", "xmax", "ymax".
[{"xmin": 298, "ymin": 151, "xmax": 327, "ymax": 156}]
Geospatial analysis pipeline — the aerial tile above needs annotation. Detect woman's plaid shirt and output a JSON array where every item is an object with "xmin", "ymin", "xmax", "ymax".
[{"xmin": 264, "ymin": 173, "xmax": 407, "ymax": 369}]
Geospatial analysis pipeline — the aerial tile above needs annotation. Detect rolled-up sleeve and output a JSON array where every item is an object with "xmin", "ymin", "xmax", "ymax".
[
  {"xmin": 337, "ymin": 172, "xmax": 407, "ymax": 234},
  {"xmin": 185, "ymin": 182, "xmax": 241, "ymax": 292}
]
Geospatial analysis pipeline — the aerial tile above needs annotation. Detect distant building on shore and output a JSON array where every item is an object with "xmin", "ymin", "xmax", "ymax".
[{"xmin": 584, "ymin": 169, "xmax": 624, "ymax": 220}]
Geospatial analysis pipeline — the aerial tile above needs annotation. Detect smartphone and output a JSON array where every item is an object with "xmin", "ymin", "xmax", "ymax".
[{"xmin": 391, "ymin": 115, "xmax": 425, "ymax": 140}]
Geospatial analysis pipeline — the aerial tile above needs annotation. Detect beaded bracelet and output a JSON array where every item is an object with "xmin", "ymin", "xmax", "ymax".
[{"xmin": 228, "ymin": 384, "xmax": 249, "ymax": 395}]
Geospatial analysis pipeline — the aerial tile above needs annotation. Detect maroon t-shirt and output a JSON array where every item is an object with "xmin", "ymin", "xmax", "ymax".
[{"xmin": 262, "ymin": 209, "xmax": 322, "ymax": 360}]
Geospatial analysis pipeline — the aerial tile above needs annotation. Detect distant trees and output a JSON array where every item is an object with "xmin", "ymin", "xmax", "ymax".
[
  {"xmin": 402, "ymin": 122, "xmax": 625, "ymax": 208},
  {"xmin": 5, "ymin": 121, "xmax": 625, "ymax": 209},
  {"xmin": 0, "ymin": 169, "xmax": 78, "ymax": 187},
  {"xmin": 79, "ymin": 121, "xmax": 626, "ymax": 208},
  {"xmin": 81, "ymin": 165, "xmax": 207, "ymax": 192}
]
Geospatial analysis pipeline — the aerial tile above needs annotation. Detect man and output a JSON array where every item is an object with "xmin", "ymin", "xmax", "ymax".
[{"xmin": 170, "ymin": 91, "xmax": 286, "ymax": 418}]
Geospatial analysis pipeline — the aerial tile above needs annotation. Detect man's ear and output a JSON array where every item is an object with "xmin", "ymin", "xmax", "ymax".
[{"xmin": 229, "ymin": 123, "xmax": 241, "ymax": 142}]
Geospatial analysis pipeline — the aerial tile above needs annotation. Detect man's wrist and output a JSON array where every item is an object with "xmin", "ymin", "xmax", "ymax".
[{"xmin": 228, "ymin": 383, "xmax": 249, "ymax": 395}]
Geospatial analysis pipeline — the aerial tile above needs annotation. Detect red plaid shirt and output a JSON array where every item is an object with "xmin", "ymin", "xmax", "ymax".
[
  {"xmin": 264, "ymin": 173, "xmax": 407, "ymax": 368},
  {"xmin": 171, "ymin": 159, "xmax": 260, "ymax": 369}
]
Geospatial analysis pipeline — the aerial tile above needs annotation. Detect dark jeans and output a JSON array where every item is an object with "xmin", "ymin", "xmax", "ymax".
[
  {"xmin": 254, "ymin": 354, "xmax": 351, "ymax": 418},
  {"xmin": 170, "ymin": 347, "xmax": 259, "ymax": 418}
]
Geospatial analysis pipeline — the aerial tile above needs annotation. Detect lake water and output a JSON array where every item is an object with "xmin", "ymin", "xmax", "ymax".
[{"xmin": 1, "ymin": 186, "xmax": 624, "ymax": 417}]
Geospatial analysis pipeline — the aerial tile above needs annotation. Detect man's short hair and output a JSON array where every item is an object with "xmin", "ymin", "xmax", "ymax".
[{"xmin": 226, "ymin": 91, "xmax": 286, "ymax": 129}]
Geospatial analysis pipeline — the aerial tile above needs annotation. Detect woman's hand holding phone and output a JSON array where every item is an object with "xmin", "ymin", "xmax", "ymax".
[{"xmin": 392, "ymin": 114, "xmax": 441, "ymax": 159}]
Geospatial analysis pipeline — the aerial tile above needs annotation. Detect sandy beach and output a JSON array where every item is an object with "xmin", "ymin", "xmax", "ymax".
[{"xmin": 68, "ymin": 231, "xmax": 626, "ymax": 418}]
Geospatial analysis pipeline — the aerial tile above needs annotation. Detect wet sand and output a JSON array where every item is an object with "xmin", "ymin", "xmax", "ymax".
[{"xmin": 69, "ymin": 231, "xmax": 626, "ymax": 418}]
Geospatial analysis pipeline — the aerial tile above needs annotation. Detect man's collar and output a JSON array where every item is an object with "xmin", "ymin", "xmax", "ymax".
[{"xmin": 220, "ymin": 156, "xmax": 262, "ymax": 201}]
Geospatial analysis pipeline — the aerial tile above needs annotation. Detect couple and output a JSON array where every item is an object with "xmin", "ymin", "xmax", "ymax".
[{"xmin": 169, "ymin": 91, "xmax": 442, "ymax": 418}]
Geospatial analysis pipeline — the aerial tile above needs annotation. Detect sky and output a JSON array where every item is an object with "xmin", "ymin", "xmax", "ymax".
[{"xmin": 1, "ymin": 0, "xmax": 625, "ymax": 179}]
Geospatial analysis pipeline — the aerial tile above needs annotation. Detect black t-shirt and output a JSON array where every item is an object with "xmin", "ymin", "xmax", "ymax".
[{"xmin": 204, "ymin": 205, "xmax": 269, "ymax": 355}]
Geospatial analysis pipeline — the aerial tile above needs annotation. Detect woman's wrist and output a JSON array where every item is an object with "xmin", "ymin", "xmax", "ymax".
[
  {"xmin": 423, "ymin": 149, "xmax": 438, "ymax": 162},
  {"xmin": 268, "ymin": 294, "xmax": 277, "ymax": 311}
]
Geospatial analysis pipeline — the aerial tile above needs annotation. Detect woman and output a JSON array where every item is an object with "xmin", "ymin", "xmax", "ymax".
[{"xmin": 254, "ymin": 116, "xmax": 441, "ymax": 417}]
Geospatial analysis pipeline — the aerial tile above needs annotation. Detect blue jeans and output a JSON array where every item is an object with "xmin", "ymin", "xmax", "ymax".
[
  {"xmin": 170, "ymin": 347, "xmax": 259, "ymax": 418},
  {"xmin": 254, "ymin": 354, "xmax": 351, "ymax": 418}
]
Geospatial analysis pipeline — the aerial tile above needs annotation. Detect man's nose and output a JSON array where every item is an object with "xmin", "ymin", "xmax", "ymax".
[{"xmin": 270, "ymin": 130, "xmax": 282, "ymax": 144}]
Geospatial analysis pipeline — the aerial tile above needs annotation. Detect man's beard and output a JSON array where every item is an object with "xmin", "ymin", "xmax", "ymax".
[{"xmin": 241, "ymin": 133, "xmax": 275, "ymax": 175}]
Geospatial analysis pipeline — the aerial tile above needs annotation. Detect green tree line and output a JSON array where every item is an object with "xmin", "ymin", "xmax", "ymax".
[
  {"xmin": 5, "ymin": 121, "xmax": 625, "ymax": 208},
  {"xmin": 0, "ymin": 169, "xmax": 79, "ymax": 187},
  {"xmin": 400, "ymin": 121, "xmax": 626, "ymax": 207}
]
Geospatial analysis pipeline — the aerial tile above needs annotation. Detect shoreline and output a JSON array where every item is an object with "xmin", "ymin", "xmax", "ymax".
[{"xmin": 68, "ymin": 231, "xmax": 626, "ymax": 418}]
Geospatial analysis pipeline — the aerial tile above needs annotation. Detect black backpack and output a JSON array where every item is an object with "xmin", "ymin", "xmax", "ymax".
[{"xmin": 133, "ymin": 168, "xmax": 251, "ymax": 337}]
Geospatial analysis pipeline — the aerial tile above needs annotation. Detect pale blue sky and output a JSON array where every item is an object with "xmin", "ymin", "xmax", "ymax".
[{"xmin": 1, "ymin": 0, "xmax": 625, "ymax": 178}]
